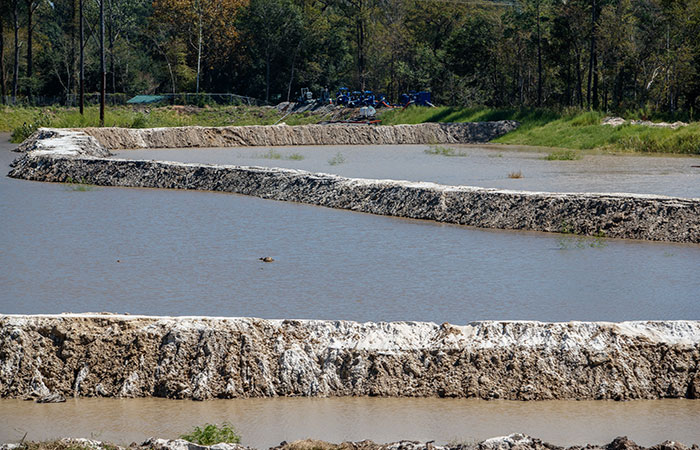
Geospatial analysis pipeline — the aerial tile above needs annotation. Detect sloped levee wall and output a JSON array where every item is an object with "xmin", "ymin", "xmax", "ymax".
[
  {"xmin": 8, "ymin": 126, "xmax": 700, "ymax": 243},
  {"xmin": 1, "ymin": 315, "xmax": 699, "ymax": 401},
  {"xmin": 75, "ymin": 122, "xmax": 520, "ymax": 149},
  {"xmin": 8, "ymin": 150, "xmax": 700, "ymax": 243}
]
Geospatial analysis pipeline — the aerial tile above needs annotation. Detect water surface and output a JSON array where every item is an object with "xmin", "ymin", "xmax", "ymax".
[
  {"xmin": 1, "ymin": 397, "xmax": 699, "ymax": 447},
  {"xmin": 114, "ymin": 144, "xmax": 700, "ymax": 198},
  {"xmin": 2, "ymin": 138, "xmax": 699, "ymax": 321}
]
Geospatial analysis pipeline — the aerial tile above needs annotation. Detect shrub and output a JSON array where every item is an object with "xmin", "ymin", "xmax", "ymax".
[
  {"xmin": 328, "ymin": 152, "xmax": 346, "ymax": 166},
  {"xmin": 544, "ymin": 149, "xmax": 581, "ymax": 160},
  {"xmin": 180, "ymin": 423, "xmax": 241, "ymax": 445},
  {"xmin": 11, "ymin": 111, "xmax": 52, "ymax": 143},
  {"xmin": 424, "ymin": 144, "xmax": 468, "ymax": 157}
]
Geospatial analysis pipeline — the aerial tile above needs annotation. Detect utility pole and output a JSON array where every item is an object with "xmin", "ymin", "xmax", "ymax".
[
  {"xmin": 536, "ymin": 0, "xmax": 542, "ymax": 107},
  {"xmin": 195, "ymin": 0, "xmax": 202, "ymax": 95},
  {"xmin": 79, "ymin": 0, "xmax": 84, "ymax": 114},
  {"xmin": 26, "ymin": 0, "xmax": 34, "ymax": 104},
  {"xmin": 100, "ymin": 0, "xmax": 105, "ymax": 126}
]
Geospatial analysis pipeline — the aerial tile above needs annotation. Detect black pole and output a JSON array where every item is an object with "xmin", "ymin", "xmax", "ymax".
[
  {"xmin": 99, "ymin": 0, "xmax": 105, "ymax": 126},
  {"xmin": 79, "ymin": 0, "xmax": 84, "ymax": 114}
]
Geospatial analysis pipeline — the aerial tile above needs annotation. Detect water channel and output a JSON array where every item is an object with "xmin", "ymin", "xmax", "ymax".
[
  {"xmin": 114, "ymin": 144, "xmax": 700, "ymax": 198},
  {"xmin": 2, "ymin": 139, "xmax": 699, "ymax": 321},
  {"xmin": 2, "ymin": 135, "xmax": 699, "ymax": 445},
  {"xmin": 1, "ymin": 397, "xmax": 699, "ymax": 447}
]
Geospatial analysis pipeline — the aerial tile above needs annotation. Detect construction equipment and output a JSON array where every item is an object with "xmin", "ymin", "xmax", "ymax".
[
  {"xmin": 399, "ymin": 91, "xmax": 434, "ymax": 107},
  {"xmin": 298, "ymin": 87, "xmax": 314, "ymax": 104}
]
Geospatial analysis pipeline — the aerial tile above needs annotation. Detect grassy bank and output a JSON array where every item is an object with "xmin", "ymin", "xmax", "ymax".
[
  {"xmin": 2, "ymin": 104, "xmax": 699, "ymax": 154},
  {"xmin": 381, "ymin": 107, "xmax": 700, "ymax": 155},
  {"xmin": 0, "ymin": 105, "xmax": 325, "ymax": 142}
]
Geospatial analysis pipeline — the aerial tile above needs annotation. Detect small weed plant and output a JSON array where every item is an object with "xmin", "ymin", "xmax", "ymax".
[
  {"xmin": 11, "ymin": 111, "xmax": 51, "ymax": 143},
  {"xmin": 545, "ymin": 149, "xmax": 582, "ymax": 160},
  {"xmin": 557, "ymin": 222, "xmax": 607, "ymax": 249},
  {"xmin": 424, "ymin": 144, "xmax": 468, "ymax": 157},
  {"xmin": 180, "ymin": 422, "xmax": 241, "ymax": 445},
  {"xmin": 261, "ymin": 149, "xmax": 283, "ymax": 160},
  {"xmin": 328, "ymin": 152, "xmax": 346, "ymax": 166},
  {"xmin": 258, "ymin": 149, "xmax": 304, "ymax": 160},
  {"xmin": 507, "ymin": 170, "xmax": 523, "ymax": 179},
  {"xmin": 65, "ymin": 176, "xmax": 97, "ymax": 191}
]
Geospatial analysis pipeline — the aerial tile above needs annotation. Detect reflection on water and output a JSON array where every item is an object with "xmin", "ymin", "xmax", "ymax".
[
  {"xmin": 1, "ymin": 397, "xmax": 699, "ymax": 447},
  {"xmin": 114, "ymin": 144, "xmax": 700, "ymax": 198},
  {"xmin": 2, "ymin": 139, "xmax": 699, "ymax": 322}
]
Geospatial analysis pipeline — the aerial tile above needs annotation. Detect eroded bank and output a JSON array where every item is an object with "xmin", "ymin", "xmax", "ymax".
[{"xmin": 1, "ymin": 314, "xmax": 699, "ymax": 401}]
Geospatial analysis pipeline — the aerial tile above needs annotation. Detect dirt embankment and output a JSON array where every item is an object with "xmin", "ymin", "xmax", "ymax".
[
  {"xmin": 9, "ymin": 151, "xmax": 700, "ymax": 242},
  {"xmin": 9, "ymin": 125, "xmax": 700, "ymax": 242},
  {"xmin": 1, "ymin": 315, "xmax": 699, "ymax": 401},
  {"xmin": 72, "ymin": 122, "xmax": 519, "ymax": 149}
]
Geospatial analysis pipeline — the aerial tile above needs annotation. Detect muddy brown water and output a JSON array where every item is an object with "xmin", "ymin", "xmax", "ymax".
[
  {"xmin": 2, "ymin": 136, "xmax": 700, "ymax": 446},
  {"xmin": 2, "ymin": 136, "xmax": 699, "ymax": 322},
  {"xmin": 1, "ymin": 397, "xmax": 699, "ymax": 447},
  {"xmin": 114, "ymin": 144, "xmax": 700, "ymax": 198}
]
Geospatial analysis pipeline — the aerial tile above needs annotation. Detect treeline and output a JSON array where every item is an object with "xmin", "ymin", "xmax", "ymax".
[{"xmin": 1, "ymin": 0, "xmax": 699, "ymax": 115}]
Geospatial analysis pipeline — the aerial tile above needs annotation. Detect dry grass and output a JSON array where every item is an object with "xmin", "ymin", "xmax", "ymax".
[{"xmin": 507, "ymin": 170, "xmax": 523, "ymax": 179}]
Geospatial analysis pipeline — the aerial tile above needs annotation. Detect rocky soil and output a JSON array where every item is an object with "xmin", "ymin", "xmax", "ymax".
[
  {"xmin": 1, "ymin": 314, "xmax": 699, "ymax": 401},
  {"xmin": 1, "ymin": 435, "xmax": 698, "ymax": 450},
  {"xmin": 70, "ymin": 122, "xmax": 519, "ymax": 150}
]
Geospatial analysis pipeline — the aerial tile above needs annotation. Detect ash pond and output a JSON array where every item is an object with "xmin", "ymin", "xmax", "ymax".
[
  {"xmin": 1, "ymin": 139, "xmax": 699, "ymax": 321},
  {"xmin": 1, "ymin": 397, "xmax": 699, "ymax": 448},
  {"xmin": 114, "ymin": 144, "xmax": 700, "ymax": 198}
]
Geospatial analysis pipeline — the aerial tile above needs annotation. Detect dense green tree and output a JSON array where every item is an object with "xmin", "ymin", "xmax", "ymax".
[{"xmin": 1, "ymin": 0, "xmax": 699, "ymax": 116}]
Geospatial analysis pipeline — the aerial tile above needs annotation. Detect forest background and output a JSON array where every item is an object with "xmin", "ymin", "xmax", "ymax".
[{"xmin": 1, "ymin": 0, "xmax": 699, "ymax": 119}]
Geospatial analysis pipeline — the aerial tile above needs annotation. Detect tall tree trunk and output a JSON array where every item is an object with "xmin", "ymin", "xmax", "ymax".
[
  {"xmin": 592, "ymin": 52, "xmax": 598, "ymax": 109},
  {"xmin": 586, "ymin": 0, "xmax": 596, "ymax": 109},
  {"xmin": 100, "ymin": 0, "xmax": 105, "ymax": 126},
  {"xmin": 265, "ymin": 48, "xmax": 270, "ymax": 103},
  {"xmin": 286, "ymin": 41, "xmax": 301, "ymax": 102},
  {"xmin": 565, "ymin": 61, "xmax": 571, "ymax": 106},
  {"xmin": 195, "ymin": 0, "xmax": 202, "ymax": 95},
  {"xmin": 79, "ymin": 0, "xmax": 84, "ymax": 114},
  {"xmin": 573, "ymin": 41, "xmax": 583, "ymax": 108},
  {"xmin": 536, "ymin": 0, "xmax": 542, "ymax": 106},
  {"xmin": 0, "ymin": 17, "xmax": 6, "ymax": 104},
  {"xmin": 26, "ymin": 0, "xmax": 34, "ymax": 103},
  {"xmin": 69, "ymin": 0, "xmax": 77, "ymax": 105},
  {"xmin": 108, "ymin": 0, "xmax": 115, "ymax": 93},
  {"xmin": 356, "ymin": 0, "xmax": 366, "ymax": 91},
  {"xmin": 12, "ymin": 0, "xmax": 19, "ymax": 103},
  {"xmin": 666, "ymin": 23, "xmax": 672, "ymax": 112}
]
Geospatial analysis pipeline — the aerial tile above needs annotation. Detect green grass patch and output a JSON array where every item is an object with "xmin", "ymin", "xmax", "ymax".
[
  {"xmin": 4, "ymin": 105, "xmax": 699, "ymax": 155},
  {"xmin": 180, "ymin": 422, "xmax": 241, "ymax": 445},
  {"xmin": 256, "ymin": 149, "xmax": 305, "ymax": 160},
  {"xmin": 65, "ymin": 176, "xmax": 97, "ymax": 191},
  {"xmin": 260, "ymin": 149, "xmax": 283, "ymax": 159},
  {"xmin": 328, "ymin": 152, "xmax": 346, "ymax": 166},
  {"xmin": 557, "ymin": 223, "xmax": 608, "ymax": 249},
  {"xmin": 1, "ymin": 105, "xmax": 325, "ymax": 142},
  {"xmin": 544, "ymin": 149, "xmax": 582, "ymax": 160},
  {"xmin": 379, "ymin": 106, "xmax": 700, "ymax": 155},
  {"xmin": 424, "ymin": 144, "xmax": 468, "ymax": 157}
]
